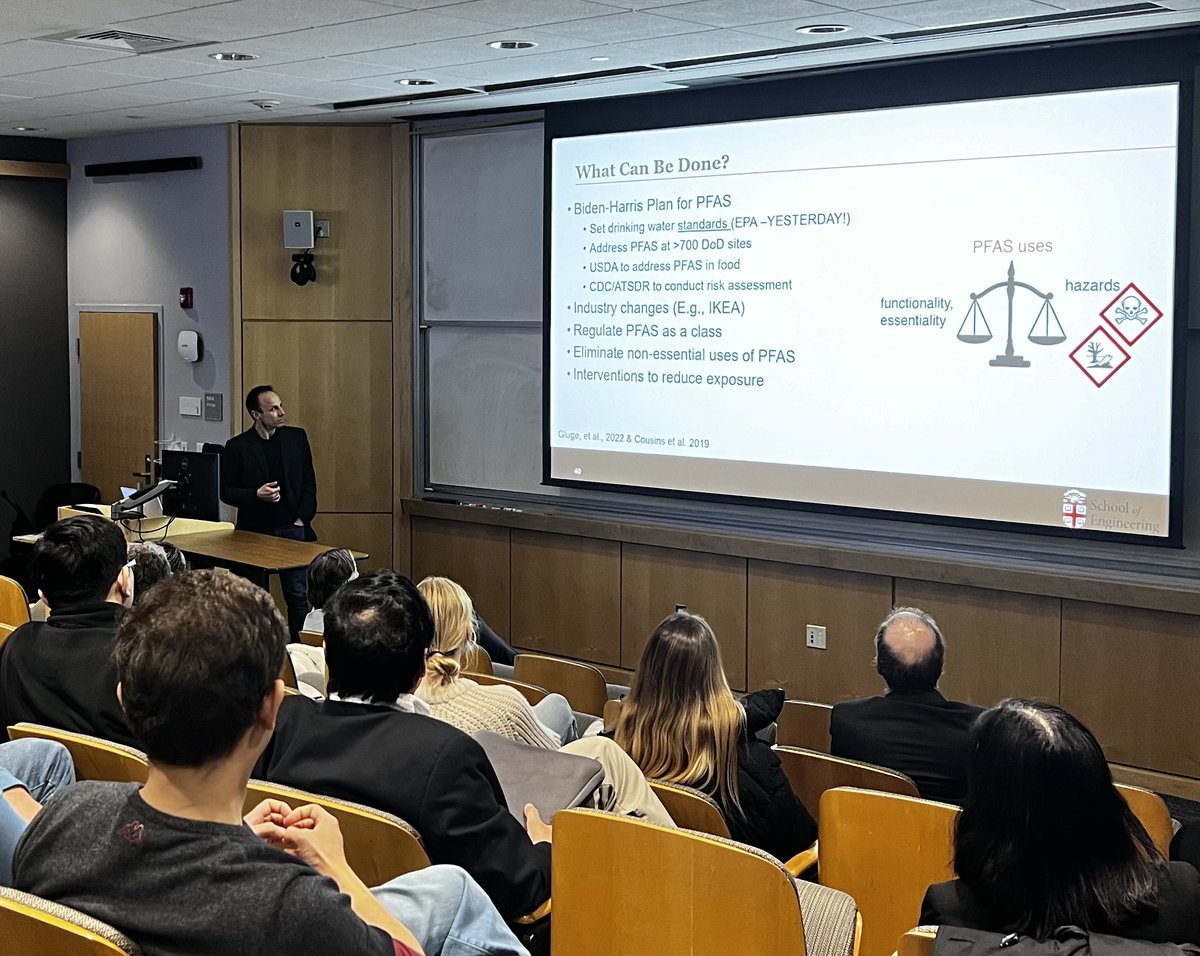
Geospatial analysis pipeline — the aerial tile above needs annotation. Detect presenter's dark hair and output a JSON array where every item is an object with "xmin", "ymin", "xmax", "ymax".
[
  {"xmin": 306, "ymin": 548, "xmax": 358, "ymax": 610},
  {"xmin": 32, "ymin": 514, "xmax": 127, "ymax": 607},
  {"xmin": 874, "ymin": 606, "xmax": 944, "ymax": 692},
  {"xmin": 245, "ymin": 384, "xmax": 275, "ymax": 415},
  {"xmin": 954, "ymin": 699, "xmax": 1165, "ymax": 938},
  {"xmin": 323, "ymin": 569, "xmax": 434, "ymax": 703},
  {"xmin": 115, "ymin": 569, "xmax": 287, "ymax": 767}
]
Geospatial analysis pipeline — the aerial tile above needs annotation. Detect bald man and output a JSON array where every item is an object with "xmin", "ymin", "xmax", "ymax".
[{"xmin": 829, "ymin": 607, "xmax": 983, "ymax": 805}]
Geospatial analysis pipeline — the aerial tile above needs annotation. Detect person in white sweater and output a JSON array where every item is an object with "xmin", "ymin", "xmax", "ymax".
[
  {"xmin": 416, "ymin": 576, "xmax": 575, "ymax": 747},
  {"xmin": 416, "ymin": 575, "xmax": 672, "ymax": 826}
]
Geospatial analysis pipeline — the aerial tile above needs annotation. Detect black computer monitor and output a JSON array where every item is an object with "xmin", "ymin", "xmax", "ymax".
[{"xmin": 160, "ymin": 450, "xmax": 221, "ymax": 522}]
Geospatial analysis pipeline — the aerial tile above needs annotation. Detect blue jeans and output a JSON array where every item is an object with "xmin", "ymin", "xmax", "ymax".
[
  {"xmin": 0, "ymin": 739, "xmax": 76, "ymax": 885},
  {"xmin": 274, "ymin": 523, "xmax": 310, "ymax": 637},
  {"xmin": 372, "ymin": 864, "xmax": 529, "ymax": 956},
  {"xmin": 532, "ymin": 693, "xmax": 579, "ymax": 745}
]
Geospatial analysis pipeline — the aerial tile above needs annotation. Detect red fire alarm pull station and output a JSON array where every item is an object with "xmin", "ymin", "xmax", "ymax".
[{"xmin": 179, "ymin": 287, "xmax": 193, "ymax": 309}]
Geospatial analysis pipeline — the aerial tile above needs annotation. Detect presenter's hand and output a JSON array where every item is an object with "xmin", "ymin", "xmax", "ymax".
[
  {"xmin": 244, "ymin": 798, "xmax": 293, "ymax": 843},
  {"xmin": 524, "ymin": 803, "xmax": 553, "ymax": 844},
  {"xmin": 257, "ymin": 481, "xmax": 281, "ymax": 503}
]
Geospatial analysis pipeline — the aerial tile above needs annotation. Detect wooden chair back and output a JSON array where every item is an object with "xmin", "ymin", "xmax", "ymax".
[
  {"xmin": 897, "ymin": 927, "xmax": 937, "ymax": 956},
  {"xmin": 0, "ymin": 575, "xmax": 30, "ymax": 629},
  {"xmin": 602, "ymin": 698, "xmax": 622, "ymax": 731},
  {"xmin": 0, "ymin": 622, "xmax": 15, "ymax": 650},
  {"xmin": 819, "ymin": 787, "xmax": 958, "ymax": 956},
  {"xmin": 551, "ymin": 808, "xmax": 858, "ymax": 956},
  {"xmin": 514, "ymin": 652, "xmax": 608, "ymax": 717},
  {"xmin": 778, "ymin": 699, "xmax": 833, "ymax": 752},
  {"xmin": 244, "ymin": 779, "xmax": 430, "ymax": 886},
  {"xmin": 8, "ymin": 723, "xmax": 149, "ymax": 784},
  {"xmin": 1116, "ymin": 783, "xmax": 1173, "ymax": 857},
  {"xmin": 775, "ymin": 746, "xmax": 919, "ymax": 824},
  {"xmin": 279, "ymin": 653, "xmax": 298, "ymax": 689},
  {"xmin": 648, "ymin": 780, "xmax": 730, "ymax": 838},
  {"xmin": 463, "ymin": 643, "xmax": 493, "ymax": 675},
  {"xmin": 0, "ymin": 887, "xmax": 140, "ymax": 955},
  {"xmin": 298, "ymin": 628, "xmax": 324, "ymax": 647},
  {"xmin": 465, "ymin": 671, "xmax": 548, "ymax": 706}
]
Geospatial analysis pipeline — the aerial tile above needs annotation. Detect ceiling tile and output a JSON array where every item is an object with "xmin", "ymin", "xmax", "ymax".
[
  {"xmin": 854, "ymin": 0, "xmax": 1061, "ymax": 26},
  {"xmin": 430, "ymin": 0, "xmax": 632, "ymax": 28},
  {"xmin": 0, "ymin": 40, "xmax": 134, "ymax": 77},
  {"xmin": 448, "ymin": 44, "xmax": 659, "ymax": 82},
  {"xmin": 0, "ymin": 0, "xmax": 185, "ymax": 43},
  {"xmin": 539, "ymin": 10, "xmax": 714, "ymax": 40},
  {"xmin": 649, "ymin": 0, "xmax": 852, "ymax": 27},
  {"xmin": 736, "ymin": 10, "xmax": 922, "ymax": 39},
  {"xmin": 337, "ymin": 28, "xmax": 594, "ymax": 71},
  {"xmin": 112, "ymin": 0, "xmax": 414, "ymax": 42},
  {"xmin": 608, "ymin": 27, "xmax": 786, "ymax": 60}
]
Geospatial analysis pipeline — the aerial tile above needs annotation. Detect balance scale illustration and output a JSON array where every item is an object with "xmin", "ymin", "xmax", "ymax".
[{"xmin": 956, "ymin": 261, "xmax": 1064, "ymax": 367}]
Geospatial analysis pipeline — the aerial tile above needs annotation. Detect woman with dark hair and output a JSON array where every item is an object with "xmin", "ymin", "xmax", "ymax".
[
  {"xmin": 302, "ymin": 548, "xmax": 358, "ymax": 634},
  {"xmin": 921, "ymin": 698, "xmax": 1200, "ymax": 943},
  {"xmin": 612, "ymin": 611, "xmax": 816, "ymax": 862}
]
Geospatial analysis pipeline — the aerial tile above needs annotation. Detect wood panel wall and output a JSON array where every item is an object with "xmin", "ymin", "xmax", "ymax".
[
  {"xmin": 408, "ymin": 511, "xmax": 1200, "ymax": 794},
  {"xmin": 234, "ymin": 124, "xmax": 400, "ymax": 568}
]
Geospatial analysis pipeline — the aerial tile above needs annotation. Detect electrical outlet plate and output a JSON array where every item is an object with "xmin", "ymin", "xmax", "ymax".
[{"xmin": 805, "ymin": 624, "xmax": 827, "ymax": 649}]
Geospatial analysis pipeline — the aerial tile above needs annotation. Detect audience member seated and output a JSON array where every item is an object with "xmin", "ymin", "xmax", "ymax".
[
  {"xmin": 0, "ymin": 739, "xmax": 75, "ymax": 885},
  {"xmin": 612, "ymin": 611, "xmax": 817, "ymax": 862},
  {"xmin": 126, "ymin": 542, "xmax": 172, "ymax": 603},
  {"xmin": 302, "ymin": 548, "xmax": 358, "ymax": 634},
  {"xmin": 475, "ymin": 615, "xmax": 517, "ymax": 670},
  {"xmin": 160, "ymin": 541, "xmax": 187, "ymax": 574},
  {"xmin": 830, "ymin": 606, "xmax": 983, "ymax": 805},
  {"xmin": 416, "ymin": 576, "xmax": 578, "ymax": 746},
  {"xmin": 13, "ymin": 568, "xmax": 529, "ymax": 956},
  {"xmin": 256, "ymin": 569, "xmax": 554, "ymax": 921},
  {"xmin": 921, "ymin": 698, "xmax": 1200, "ymax": 944},
  {"xmin": 0, "ymin": 515, "xmax": 136, "ymax": 746}
]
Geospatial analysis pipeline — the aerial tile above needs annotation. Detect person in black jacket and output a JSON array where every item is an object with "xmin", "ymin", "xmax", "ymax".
[
  {"xmin": 0, "ymin": 514, "xmax": 136, "ymax": 746},
  {"xmin": 830, "ymin": 606, "xmax": 983, "ymax": 805},
  {"xmin": 255, "ymin": 569, "xmax": 553, "ymax": 921},
  {"xmin": 921, "ymin": 699, "xmax": 1200, "ymax": 945},
  {"xmin": 612, "ymin": 611, "xmax": 816, "ymax": 862},
  {"xmin": 219, "ymin": 385, "xmax": 317, "ymax": 636}
]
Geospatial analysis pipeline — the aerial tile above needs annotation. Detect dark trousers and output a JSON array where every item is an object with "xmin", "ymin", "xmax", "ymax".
[{"xmin": 275, "ymin": 524, "xmax": 309, "ymax": 638}]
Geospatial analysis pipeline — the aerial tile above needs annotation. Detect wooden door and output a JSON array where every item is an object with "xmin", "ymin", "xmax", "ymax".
[{"xmin": 79, "ymin": 311, "xmax": 157, "ymax": 501}]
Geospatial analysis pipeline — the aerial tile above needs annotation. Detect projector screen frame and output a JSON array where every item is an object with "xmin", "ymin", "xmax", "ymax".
[{"xmin": 541, "ymin": 32, "xmax": 1194, "ymax": 547}]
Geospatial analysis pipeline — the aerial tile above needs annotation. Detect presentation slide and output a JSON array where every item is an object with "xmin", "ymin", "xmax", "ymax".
[{"xmin": 547, "ymin": 84, "xmax": 1180, "ymax": 537}]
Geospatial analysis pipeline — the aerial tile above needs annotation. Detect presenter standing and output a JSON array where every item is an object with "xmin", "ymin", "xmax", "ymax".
[{"xmin": 220, "ymin": 385, "xmax": 317, "ymax": 637}]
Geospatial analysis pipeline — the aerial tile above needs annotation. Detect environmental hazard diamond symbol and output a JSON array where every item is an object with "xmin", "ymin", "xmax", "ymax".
[
  {"xmin": 1069, "ymin": 325, "xmax": 1130, "ymax": 388},
  {"xmin": 1100, "ymin": 282, "xmax": 1162, "ymax": 346}
]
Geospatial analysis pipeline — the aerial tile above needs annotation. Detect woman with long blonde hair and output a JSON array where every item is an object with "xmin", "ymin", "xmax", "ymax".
[
  {"xmin": 614, "ymin": 611, "xmax": 816, "ymax": 860},
  {"xmin": 416, "ymin": 576, "xmax": 577, "ymax": 747}
]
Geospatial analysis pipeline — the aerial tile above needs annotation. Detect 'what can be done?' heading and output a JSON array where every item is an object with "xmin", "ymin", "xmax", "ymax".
[{"xmin": 575, "ymin": 154, "xmax": 731, "ymax": 181}]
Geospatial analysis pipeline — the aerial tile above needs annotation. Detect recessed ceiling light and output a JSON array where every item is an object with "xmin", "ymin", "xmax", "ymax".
[
  {"xmin": 249, "ymin": 99, "xmax": 281, "ymax": 110},
  {"xmin": 590, "ymin": 56, "xmax": 611, "ymax": 62},
  {"xmin": 796, "ymin": 24, "xmax": 851, "ymax": 34},
  {"xmin": 488, "ymin": 39, "xmax": 538, "ymax": 50},
  {"xmin": 12, "ymin": 126, "xmax": 45, "ymax": 132},
  {"xmin": 209, "ymin": 52, "xmax": 258, "ymax": 62},
  {"xmin": 395, "ymin": 78, "xmax": 436, "ymax": 86}
]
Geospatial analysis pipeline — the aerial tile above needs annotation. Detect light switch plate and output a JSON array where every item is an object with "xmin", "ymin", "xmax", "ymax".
[{"xmin": 179, "ymin": 396, "xmax": 202, "ymax": 417}]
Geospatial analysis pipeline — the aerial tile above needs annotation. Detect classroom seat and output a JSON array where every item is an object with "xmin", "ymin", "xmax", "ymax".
[
  {"xmin": 778, "ymin": 699, "xmax": 834, "ymax": 752},
  {"xmin": 896, "ymin": 926, "xmax": 937, "ymax": 956},
  {"xmin": 818, "ymin": 787, "xmax": 958, "ymax": 956},
  {"xmin": 465, "ymin": 671, "xmax": 549, "ymax": 706},
  {"xmin": 0, "ymin": 574, "xmax": 30, "ymax": 629},
  {"xmin": 513, "ymin": 653, "xmax": 608, "ymax": 717},
  {"xmin": 0, "ymin": 887, "xmax": 140, "ymax": 955},
  {"xmin": 1116, "ymin": 782, "xmax": 1173, "ymax": 857},
  {"xmin": 243, "ymin": 779, "xmax": 430, "ymax": 887},
  {"xmin": 602, "ymin": 698, "xmax": 622, "ymax": 731},
  {"xmin": 463, "ymin": 643, "xmax": 494, "ymax": 675},
  {"xmin": 648, "ymin": 779, "xmax": 730, "ymax": 838},
  {"xmin": 298, "ymin": 628, "xmax": 323, "ymax": 647},
  {"xmin": 8, "ymin": 723, "xmax": 148, "ymax": 784},
  {"xmin": 550, "ymin": 808, "xmax": 858, "ymax": 956},
  {"xmin": 775, "ymin": 746, "xmax": 919, "ymax": 825}
]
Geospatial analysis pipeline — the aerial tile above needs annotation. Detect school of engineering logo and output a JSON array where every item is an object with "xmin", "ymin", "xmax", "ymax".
[{"xmin": 1062, "ymin": 489, "xmax": 1087, "ymax": 529}]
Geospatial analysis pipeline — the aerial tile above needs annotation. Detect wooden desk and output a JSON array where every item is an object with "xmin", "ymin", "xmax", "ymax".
[
  {"xmin": 57, "ymin": 506, "xmax": 234, "ymax": 541},
  {"xmin": 164, "ymin": 529, "xmax": 368, "ymax": 590}
]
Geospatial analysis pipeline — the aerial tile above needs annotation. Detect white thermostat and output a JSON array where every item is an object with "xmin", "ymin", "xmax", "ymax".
[
  {"xmin": 177, "ymin": 329, "xmax": 202, "ymax": 363},
  {"xmin": 283, "ymin": 210, "xmax": 315, "ymax": 249}
]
